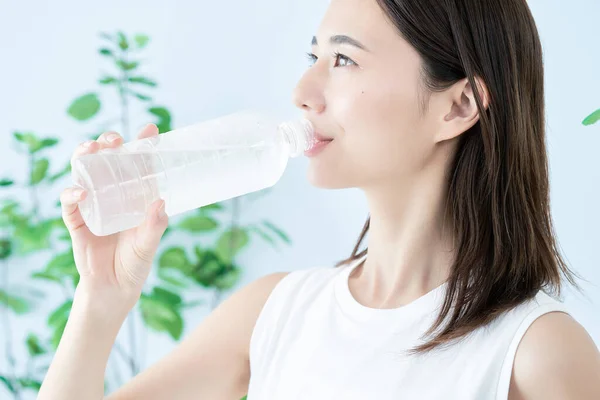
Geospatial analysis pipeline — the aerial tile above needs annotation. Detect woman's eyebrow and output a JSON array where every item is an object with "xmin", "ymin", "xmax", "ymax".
[{"xmin": 311, "ymin": 34, "xmax": 370, "ymax": 52}]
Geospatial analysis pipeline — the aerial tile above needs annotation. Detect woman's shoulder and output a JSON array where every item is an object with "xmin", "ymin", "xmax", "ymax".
[{"xmin": 508, "ymin": 310, "xmax": 600, "ymax": 399}]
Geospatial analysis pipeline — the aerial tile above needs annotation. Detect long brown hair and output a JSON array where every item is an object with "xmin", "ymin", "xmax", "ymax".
[{"xmin": 337, "ymin": 0, "xmax": 585, "ymax": 354}]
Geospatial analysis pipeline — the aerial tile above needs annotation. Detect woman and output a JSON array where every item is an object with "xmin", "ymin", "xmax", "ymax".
[{"xmin": 39, "ymin": 0, "xmax": 600, "ymax": 399}]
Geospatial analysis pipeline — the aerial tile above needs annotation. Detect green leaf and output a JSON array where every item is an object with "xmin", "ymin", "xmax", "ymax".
[
  {"xmin": 181, "ymin": 300, "xmax": 204, "ymax": 308},
  {"xmin": 48, "ymin": 161, "xmax": 72, "ymax": 183},
  {"xmin": 0, "ymin": 201, "xmax": 22, "ymax": 229},
  {"xmin": 159, "ymin": 247, "xmax": 192, "ymax": 271},
  {"xmin": 128, "ymin": 76, "xmax": 157, "ymax": 87},
  {"xmin": 117, "ymin": 31, "xmax": 129, "ymax": 50},
  {"xmin": 30, "ymin": 158, "xmax": 49, "ymax": 185},
  {"xmin": 262, "ymin": 221, "xmax": 291, "ymax": 244},
  {"xmin": 150, "ymin": 286, "xmax": 182, "ymax": 307},
  {"xmin": 48, "ymin": 300, "xmax": 72, "ymax": 348},
  {"xmin": 116, "ymin": 60, "xmax": 139, "ymax": 71},
  {"xmin": 249, "ymin": 225, "xmax": 276, "ymax": 247},
  {"xmin": 14, "ymin": 131, "xmax": 41, "ymax": 153},
  {"xmin": 0, "ymin": 239, "xmax": 11, "ymax": 260},
  {"xmin": 99, "ymin": 48, "xmax": 113, "ymax": 57},
  {"xmin": 0, "ymin": 289, "xmax": 31, "ymax": 314},
  {"xmin": 48, "ymin": 300, "xmax": 73, "ymax": 328},
  {"xmin": 99, "ymin": 76, "xmax": 118, "ymax": 85},
  {"xmin": 99, "ymin": 32, "xmax": 114, "ymax": 42},
  {"xmin": 194, "ymin": 245, "xmax": 205, "ymax": 260},
  {"xmin": 50, "ymin": 317, "xmax": 69, "ymax": 349},
  {"xmin": 18, "ymin": 378, "xmax": 42, "ymax": 391},
  {"xmin": 0, "ymin": 178, "xmax": 14, "ymax": 187},
  {"xmin": 134, "ymin": 34, "xmax": 150, "ymax": 48},
  {"xmin": 26, "ymin": 333, "xmax": 46, "ymax": 357},
  {"xmin": 201, "ymin": 203, "xmax": 224, "ymax": 212},
  {"xmin": 32, "ymin": 271, "xmax": 62, "ymax": 284},
  {"xmin": 582, "ymin": 109, "xmax": 600, "ymax": 126},
  {"xmin": 213, "ymin": 267, "xmax": 241, "ymax": 290},
  {"xmin": 39, "ymin": 138, "xmax": 59, "ymax": 151},
  {"xmin": 158, "ymin": 268, "xmax": 189, "ymax": 288},
  {"xmin": 45, "ymin": 250, "xmax": 78, "ymax": 287},
  {"xmin": 14, "ymin": 220, "xmax": 54, "ymax": 254},
  {"xmin": 132, "ymin": 92, "xmax": 152, "ymax": 101},
  {"xmin": 215, "ymin": 227, "xmax": 249, "ymax": 263},
  {"xmin": 67, "ymin": 93, "xmax": 101, "ymax": 121},
  {"xmin": 148, "ymin": 107, "xmax": 171, "ymax": 121},
  {"xmin": 190, "ymin": 251, "xmax": 225, "ymax": 287},
  {"xmin": 0, "ymin": 376, "xmax": 16, "ymax": 393},
  {"xmin": 46, "ymin": 251, "xmax": 76, "ymax": 274},
  {"xmin": 140, "ymin": 295, "xmax": 183, "ymax": 340},
  {"xmin": 148, "ymin": 106, "xmax": 172, "ymax": 133},
  {"xmin": 178, "ymin": 215, "xmax": 218, "ymax": 233}
]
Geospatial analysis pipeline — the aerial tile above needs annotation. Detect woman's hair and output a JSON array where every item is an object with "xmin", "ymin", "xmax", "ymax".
[{"xmin": 337, "ymin": 0, "xmax": 585, "ymax": 355}]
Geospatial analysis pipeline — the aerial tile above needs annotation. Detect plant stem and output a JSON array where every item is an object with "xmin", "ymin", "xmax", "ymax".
[
  {"xmin": 119, "ymin": 50, "xmax": 131, "ymax": 141},
  {"xmin": 211, "ymin": 290, "xmax": 223, "ymax": 310},
  {"xmin": 139, "ymin": 315, "xmax": 147, "ymax": 370},
  {"xmin": 211, "ymin": 197, "xmax": 241, "ymax": 310},
  {"xmin": 112, "ymin": 341, "xmax": 134, "ymax": 380},
  {"xmin": 109, "ymin": 352, "xmax": 124, "ymax": 391},
  {"xmin": 28, "ymin": 153, "xmax": 39, "ymax": 223},
  {"xmin": 126, "ymin": 310, "xmax": 138, "ymax": 376},
  {"xmin": 1, "ymin": 260, "xmax": 22, "ymax": 400},
  {"xmin": 117, "ymin": 45, "xmax": 138, "ymax": 376}
]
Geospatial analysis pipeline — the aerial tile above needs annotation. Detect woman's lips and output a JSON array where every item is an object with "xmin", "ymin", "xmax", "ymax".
[{"xmin": 304, "ymin": 137, "xmax": 334, "ymax": 157}]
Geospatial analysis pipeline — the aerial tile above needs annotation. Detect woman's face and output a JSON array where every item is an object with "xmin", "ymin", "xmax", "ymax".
[{"xmin": 294, "ymin": 0, "xmax": 444, "ymax": 190}]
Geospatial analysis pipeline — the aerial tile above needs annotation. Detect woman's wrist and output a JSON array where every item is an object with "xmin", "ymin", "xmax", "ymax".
[{"xmin": 73, "ymin": 281, "xmax": 139, "ymax": 326}]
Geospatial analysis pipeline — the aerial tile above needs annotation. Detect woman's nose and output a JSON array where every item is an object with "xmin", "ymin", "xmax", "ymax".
[{"xmin": 292, "ymin": 72, "xmax": 326, "ymax": 113}]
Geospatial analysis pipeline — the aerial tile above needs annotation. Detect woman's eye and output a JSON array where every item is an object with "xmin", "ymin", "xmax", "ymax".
[
  {"xmin": 305, "ymin": 52, "xmax": 358, "ymax": 68},
  {"xmin": 333, "ymin": 52, "xmax": 357, "ymax": 67},
  {"xmin": 305, "ymin": 52, "xmax": 318, "ymax": 67}
]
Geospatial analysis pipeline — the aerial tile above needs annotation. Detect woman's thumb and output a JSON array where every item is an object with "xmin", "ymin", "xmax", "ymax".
[{"xmin": 133, "ymin": 199, "xmax": 169, "ymax": 262}]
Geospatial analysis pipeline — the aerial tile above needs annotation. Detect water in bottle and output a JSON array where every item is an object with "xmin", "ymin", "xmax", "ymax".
[{"xmin": 71, "ymin": 111, "xmax": 314, "ymax": 236}]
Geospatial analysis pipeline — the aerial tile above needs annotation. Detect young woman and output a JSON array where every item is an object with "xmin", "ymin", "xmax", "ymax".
[{"xmin": 39, "ymin": 0, "xmax": 600, "ymax": 399}]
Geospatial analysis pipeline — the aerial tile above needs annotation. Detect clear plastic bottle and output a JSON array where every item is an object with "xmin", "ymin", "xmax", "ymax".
[{"xmin": 71, "ymin": 111, "xmax": 314, "ymax": 236}]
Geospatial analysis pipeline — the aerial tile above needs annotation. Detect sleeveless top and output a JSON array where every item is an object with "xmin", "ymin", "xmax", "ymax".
[{"xmin": 246, "ymin": 258, "xmax": 570, "ymax": 399}]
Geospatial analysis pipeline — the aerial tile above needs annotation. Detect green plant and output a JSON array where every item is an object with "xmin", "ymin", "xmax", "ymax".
[
  {"xmin": 582, "ymin": 108, "xmax": 600, "ymax": 126},
  {"xmin": 1, "ymin": 31, "xmax": 290, "ymax": 399},
  {"xmin": 0, "ymin": 131, "xmax": 69, "ymax": 398}
]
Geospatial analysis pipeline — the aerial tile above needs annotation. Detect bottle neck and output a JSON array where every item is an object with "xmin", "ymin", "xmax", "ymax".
[{"xmin": 278, "ymin": 119, "xmax": 314, "ymax": 158}]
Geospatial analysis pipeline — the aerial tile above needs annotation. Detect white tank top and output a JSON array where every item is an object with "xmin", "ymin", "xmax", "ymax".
[{"xmin": 247, "ymin": 258, "xmax": 570, "ymax": 399}]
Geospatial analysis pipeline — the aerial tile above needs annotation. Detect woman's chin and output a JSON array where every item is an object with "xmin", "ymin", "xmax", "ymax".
[{"xmin": 307, "ymin": 165, "xmax": 353, "ymax": 189}]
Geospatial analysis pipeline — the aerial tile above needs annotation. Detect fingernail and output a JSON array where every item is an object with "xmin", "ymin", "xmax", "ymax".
[
  {"xmin": 107, "ymin": 133, "xmax": 120, "ymax": 143},
  {"xmin": 72, "ymin": 189, "xmax": 84, "ymax": 199},
  {"xmin": 82, "ymin": 140, "xmax": 94, "ymax": 148},
  {"xmin": 157, "ymin": 201, "xmax": 166, "ymax": 218}
]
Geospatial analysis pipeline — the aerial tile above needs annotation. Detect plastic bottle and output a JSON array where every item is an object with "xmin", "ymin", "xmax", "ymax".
[{"xmin": 71, "ymin": 111, "xmax": 314, "ymax": 236}]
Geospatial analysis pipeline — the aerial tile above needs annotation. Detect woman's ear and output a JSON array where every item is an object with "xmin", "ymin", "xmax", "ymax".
[{"xmin": 436, "ymin": 76, "xmax": 490, "ymax": 142}]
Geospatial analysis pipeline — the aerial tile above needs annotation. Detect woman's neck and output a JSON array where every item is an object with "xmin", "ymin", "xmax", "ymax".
[{"xmin": 354, "ymin": 171, "xmax": 456, "ymax": 309}]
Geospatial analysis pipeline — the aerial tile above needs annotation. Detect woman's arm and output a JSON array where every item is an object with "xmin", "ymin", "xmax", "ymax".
[
  {"xmin": 37, "ymin": 285, "xmax": 131, "ymax": 399},
  {"xmin": 38, "ymin": 272, "xmax": 288, "ymax": 400}
]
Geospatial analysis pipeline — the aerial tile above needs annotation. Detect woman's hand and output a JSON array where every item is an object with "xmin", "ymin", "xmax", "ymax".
[{"xmin": 60, "ymin": 123, "xmax": 169, "ymax": 305}]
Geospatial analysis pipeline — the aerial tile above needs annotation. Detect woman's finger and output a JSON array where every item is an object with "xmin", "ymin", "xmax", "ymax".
[
  {"xmin": 70, "ymin": 140, "xmax": 100, "ymax": 168},
  {"xmin": 60, "ymin": 187, "xmax": 90, "ymax": 238},
  {"xmin": 137, "ymin": 123, "xmax": 159, "ymax": 140},
  {"xmin": 132, "ymin": 199, "xmax": 169, "ymax": 263},
  {"xmin": 97, "ymin": 131, "xmax": 123, "ymax": 149}
]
